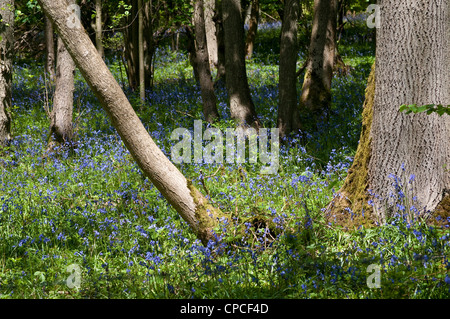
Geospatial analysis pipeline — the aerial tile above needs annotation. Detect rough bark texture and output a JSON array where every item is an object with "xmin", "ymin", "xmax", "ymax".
[
  {"xmin": 49, "ymin": 33, "xmax": 75, "ymax": 145},
  {"xmin": 277, "ymin": 0, "xmax": 300, "ymax": 138},
  {"xmin": 204, "ymin": 0, "xmax": 218, "ymax": 68},
  {"xmin": 326, "ymin": 0, "xmax": 450, "ymax": 229},
  {"xmin": 193, "ymin": 0, "xmax": 220, "ymax": 123},
  {"xmin": 38, "ymin": 0, "xmax": 226, "ymax": 246},
  {"xmin": 244, "ymin": 0, "xmax": 258, "ymax": 59},
  {"xmin": 368, "ymin": 0, "xmax": 450, "ymax": 223},
  {"xmin": 0, "ymin": 0, "xmax": 13, "ymax": 147},
  {"xmin": 299, "ymin": 0, "xmax": 337, "ymax": 119},
  {"xmin": 222, "ymin": 0, "xmax": 259, "ymax": 128}
]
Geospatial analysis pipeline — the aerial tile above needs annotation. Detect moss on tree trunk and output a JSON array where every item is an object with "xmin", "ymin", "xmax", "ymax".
[{"xmin": 324, "ymin": 62, "xmax": 376, "ymax": 230}]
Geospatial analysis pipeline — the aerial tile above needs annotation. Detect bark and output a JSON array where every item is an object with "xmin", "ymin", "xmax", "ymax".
[
  {"xmin": 123, "ymin": 0, "xmax": 139, "ymax": 91},
  {"xmin": 222, "ymin": 0, "xmax": 259, "ymax": 128},
  {"xmin": 299, "ymin": 0, "xmax": 337, "ymax": 121},
  {"xmin": 244, "ymin": 0, "xmax": 259, "ymax": 59},
  {"xmin": 138, "ymin": 0, "xmax": 145, "ymax": 102},
  {"xmin": 38, "ymin": 0, "xmax": 227, "ymax": 246},
  {"xmin": 124, "ymin": 0, "xmax": 154, "ymax": 92},
  {"xmin": 326, "ymin": 0, "xmax": 450, "ymax": 229},
  {"xmin": 203, "ymin": 0, "xmax": 218, "ymax": 68},
  {"xmin": 193, "ymin": 0, "xmax": 220, "ymax": 123},
  {"xmin": 94, "ymin": 0, "xmax": 104, "ymax": 58},
  {"xmin": 214, "ymin": 0, "xmax": 226, "ymax": 83},
  {"xmin": 44, "ymin": 16, "xmax": 56, "ymax": 83},
  {"xmin": 143, "ymin": 0, "xmax": 155, "ymax": 89},
  {"xmin": 277, "ymin": 0, "xmax": 300, "ymax": 138},
  {"xmin": 49, "ymin": 34, "xmax": 75, "ymax": 145},
  {"xmin": 0, "ymin": 0, "xmax": 13, "ymax": 147}
]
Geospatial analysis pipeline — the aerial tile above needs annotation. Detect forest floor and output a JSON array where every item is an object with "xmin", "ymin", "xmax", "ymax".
[{"xmin": 1, "ymin": 15, "xmax": 449, "ymax": 299}]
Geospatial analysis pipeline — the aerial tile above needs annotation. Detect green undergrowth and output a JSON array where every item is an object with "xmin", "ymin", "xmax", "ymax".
[{"xmin": 0, "ymin": 17, "xmax": 449, "ymax": 299}]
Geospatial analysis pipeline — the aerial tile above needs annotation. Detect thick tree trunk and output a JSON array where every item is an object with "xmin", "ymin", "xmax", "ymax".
[
  {"xmin": 222, "ymin": 0, "xmax": 259, "ymax": 128},
  {"xmin": 44, "ymin": 16, "xmax": 56, "ymax": 83},
  {"xmin": 277, "ymin": 0, "xmax": 300, "ymax": 138},
  {"xmin": 299, "ymin": 0, "xmax": 337, "ymax": 121},
  {"xmin": 49, "ymin": 34, "xmax": 75, "ymax": 145},
  {"xmin": 0, "ymin": 0, "xmax": 13, "ymax": 147},
  {"xmin": 204, "ymin": 0, "xmax": 218, "ymax": 69},
  {"xmin": 244, "ymin": 0, "xmax": 258, "ymax": 59},
  {"xmin": 38, "ymin": 0, "xmax": 227, "ymax": 246},
  {"xmin": 193, "ymin": 0, "xmax": 220, "ymax": 123},
  {"xmin": 326, "ymin": 0, "xmax": 450, "ymax": 228}
]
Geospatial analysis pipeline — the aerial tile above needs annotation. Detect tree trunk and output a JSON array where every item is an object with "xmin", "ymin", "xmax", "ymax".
[
  {"xmin": 222, "ymin": 0, "xmax": 259, "ymax": 128},
  {"xmin": 244, "ymin": 0, "xmax": 258, "ymax": 59},
  {"xmin": 214, "ymin": 0, "xmax": 226, "ymax": 83},
  {"xmin": 94, "ymin": 0, "xmax": 104, "ymax": 59},
  {"xmin": 299, "ymin": 0, "xmax": 337, "ymax": 122},
  {"xmin": 0, "ymin": 0, "xmax": 13, "ymax": 147},
  {"xmin": 138, "ymin": 0, "xmax": 145, "ymax": 103},
  {"xmin": 143, "ymin": 0, "xmax": 155, "ymax": 89},
  {"xmin": 49, "ymin": 34, "xmax": 75, "ymax": 145},
  {"xmin": 277, "ymin": 0, "xmax": 300, "ymax": 138},
  {"xmin": 204, "ymin": 0, "xmax": 218, "ymax": 69},
  {"xmin": 38, "ymin": 0, "xmax": 227, "ymax": 246},
  {"xmin": 123, "ymin": 0, "xmax": 139, "ymax": 91},
  {"xmin": 44, "ymin": 16, "xmax": 56, "ymax": 83},
  {"xmin": 326, "ymin": 0, "xmax": 450, "ymax": 228},
  {"xmin": 193, "ymin": 0, "xmax": 220, "ymax": 123}
]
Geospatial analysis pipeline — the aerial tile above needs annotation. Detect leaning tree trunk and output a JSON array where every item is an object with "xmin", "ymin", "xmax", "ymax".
[
  {"xmin": 194, "ymin": 0, "xmax": 220, "ymax": 123},
  {"xmin": 326, "ymin": 0, "xmax": 450, "ymax": 229},
  {"xmin": 277, "ymin": 0, "xmax": 300, "ymax": 138},
  {"xmin": 49, "ymin": 33, "xmax": 75, "ymax": 146},
  {"xmin": 38, "ymin": 0, "xmax": 227, "ymax": 246},
  {"xmin": 299, "ymin": 0, "xmax": 337, "ymax": 122},
  {"xmin": 222, "ymin": 0, "xmax": 260, "ymax": 128},
  {"xmin": 0, "ymin": 0, "xmax": 13, "ymax": 147}
]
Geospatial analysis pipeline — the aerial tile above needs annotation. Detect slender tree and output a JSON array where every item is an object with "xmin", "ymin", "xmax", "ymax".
[
  {"xmin": 214, "ymin": 0, "xmax": 226, "ymax": 83},
  {"xmin": 299, "ymin": 0, "xmax": 337, "ymax": 123},
  {"xmin": 204, "ymin": 0, "xmax": 218, "ymax": 68},
  {"xmin": 38, "ymin": 0, "xmax": 227, "ymax": 246},
  {"xmin": 193, "ymin": 0, "xmax": 220, "ymax": 123},
  {"xmin": 138, "ymin": 0, "xmax": 145, "ymax": 102},
  {"xmin": 277, "ymin": 0, "xmax": 300, "ymax": 138},
  {"xmin": 326, "ymin": 0, "xmax": 450, "ymax": 228},
  {"xmin": 44, "ymin": 16, "xmax": 56, "ymax": 83},
  {"xmin": 0, "ymin": 0, "xmax": 13, "ymax": 147},
  {"xmin": 93, "ymin": 0, "xmax": 104, "ymax": 58},
  {"xmin": 222, "ymin": 0, "xmax": 259, "ymax": 128},
  {"xmin": 244, "ymin": 0, "xmax": 258, "ymax": 59}
]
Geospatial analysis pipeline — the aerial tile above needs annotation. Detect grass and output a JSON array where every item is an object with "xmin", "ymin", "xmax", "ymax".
[{"xmin": 0, "ymin": 16, "xmax": 449, "ymax": 299}]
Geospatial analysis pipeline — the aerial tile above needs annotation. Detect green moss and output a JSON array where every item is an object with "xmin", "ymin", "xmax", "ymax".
[
  {"xmin": 325, "ymin": 61, "xmax": 376, "ymax": 230},
  {"xmin": 186, "ymin": 179, "xmax": 229, "ymax": 245}
]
